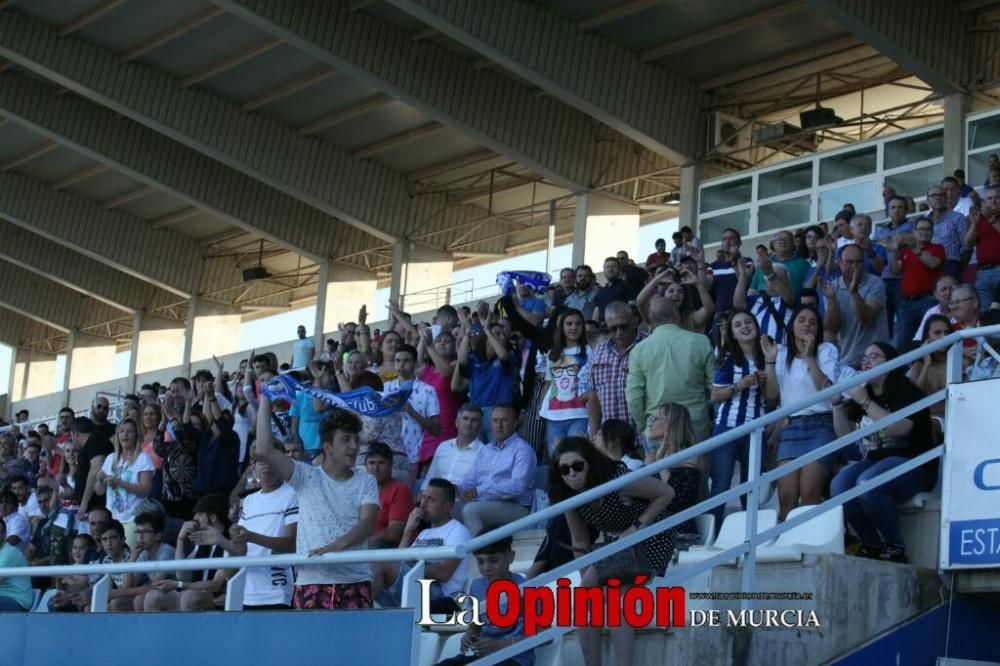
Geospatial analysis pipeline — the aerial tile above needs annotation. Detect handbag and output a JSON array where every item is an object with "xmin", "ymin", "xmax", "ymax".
[{"xmin": 594, "ymin": 542, "xmax": 651, "ymax": 586}]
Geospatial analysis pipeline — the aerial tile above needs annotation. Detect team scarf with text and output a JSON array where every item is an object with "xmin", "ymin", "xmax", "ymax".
[{"xmin": 261, "ymin": 374, "xmax": 413, "ymax": 418}]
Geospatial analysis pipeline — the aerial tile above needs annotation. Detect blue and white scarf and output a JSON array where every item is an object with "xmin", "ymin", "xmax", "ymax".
[
  {"xmin": 261, "ymin": 374, "xmax": 413, "ymax": 418},
  {"xmin": 497, "ymin": 270, "xmax": 552, "ymax": 296}
]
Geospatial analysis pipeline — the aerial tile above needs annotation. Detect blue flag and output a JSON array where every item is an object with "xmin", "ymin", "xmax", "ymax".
[
  {"xmin": 497, "ymin": 270, "xmax": 552, "ymax": 296},
  {"xmin": 261, "ymin": 374, "xmax": 413, "ymax": 418}
]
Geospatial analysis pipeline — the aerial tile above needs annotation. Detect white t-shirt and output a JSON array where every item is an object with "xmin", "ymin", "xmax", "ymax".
[
  {"xmin": 237, "ymin": 484, "xmax": 299, "ymax": 606},
  {"xmin": 3, "ymin": 511, "xmax": 30, "ymax": 553},
  {"xmin": 292, "ymin": 337, "xmax": 316, "ymax": 368},
  {"xmin": 18, "ymin": 492, "xmax": 45, "ymax": 521},
  {"xmin": 775, "ymin": 343, "xmax": 840, "ymax": 416},
  {"xmin": 420, "ymin": 439, "xmax": 482, "ymax": 491},
  {"xmin": 288, "ymin": 462, "xmax": 379, "ymax": 585},
  {"xmin": 100, "ymin": 451, "xmax": 155, "ymax": 523},
  {"xmin": 385, "ymin": 378, "xmax": 440, "ymax": 464},
  {"xmin": 537, "ymin": 346, "xmax": 591, "ymax": 422},
  {"xmin": 412, "ymin": 519, "xmax": 471, "ymax": 598}
]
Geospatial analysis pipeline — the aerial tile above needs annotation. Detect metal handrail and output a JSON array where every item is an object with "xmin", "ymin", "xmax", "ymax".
[{"xmin": 5, "ymin": 326, "xmax": 997, "ymax": 659}]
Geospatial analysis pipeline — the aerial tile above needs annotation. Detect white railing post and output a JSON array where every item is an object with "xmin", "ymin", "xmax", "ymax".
[
  {"xmin": 403, "ymin": 560, "xmax": 427, "ymax": 666},
  {"xmin": 740, "ymin": 427, "xmax": 763, "ymax": 611},
  {"xmin": 90, "ymin": 574, "xmax": 110, "ymax": 613},
  {"xmin": 224, "ymin": 568, "xmax": 247, "ymax": 611},
  {"xmin": 946, "ymin": 340, "xmax": 964, "ymax": 385}
]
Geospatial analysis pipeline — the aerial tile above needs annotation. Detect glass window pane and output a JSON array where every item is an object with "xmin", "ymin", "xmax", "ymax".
[
  {"xmin": 969, "ymin": 114, "xmax": 1000, "ymax": 151},
  {"xmin": 700, "ymin": 178, "xmax": 751, "ymax": 214},
  {"xmin": 700, "ymin": 209, "xmax": 749, "ymax": 244},
  {"xmin": 819, "ymin": 147, "xmax": 876, "ymax": 185},
  {"xmin": 885, "ymin": 164, "xmax": 945, "ymax": 203},
  {"xmin": 758, "ymin": 163, "xmax": 812, "ymax": 199},
  {"xmin": 758, "ymin": 195, "xmax": 811, "ymax": 233},
  {"xmin": 819, "ymin": 179, "xmax": 879, "ymax": 220},
  {"xmin": 968, "ymin": 151, "xmax": 996, "ymax": 190},
  {"xmin": 884, "ymin": 130, "xmax": 943, "ymax": 169}
]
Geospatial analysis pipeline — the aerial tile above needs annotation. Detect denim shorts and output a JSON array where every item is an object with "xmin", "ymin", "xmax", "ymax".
[{"xmin": 777, "ymin": 413, "xmax": 837, "ymax": 471}]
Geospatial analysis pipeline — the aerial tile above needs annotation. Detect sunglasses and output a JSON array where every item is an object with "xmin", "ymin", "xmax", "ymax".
[
  {"xmin": 559, "ymin": 460, "xmax": 586, "ymax": 476},
  {"xmin": 606, "ymin": 324, "xmax": 631, "ymax": 333}
]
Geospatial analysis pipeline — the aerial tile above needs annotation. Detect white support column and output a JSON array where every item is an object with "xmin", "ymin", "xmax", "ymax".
[
  {"xmin": 25, "ymin": 350, "xmax": 58, "ymax": 399},
  {"xmin": 67, "ymin": 332, "xmax": 117, "ymax": 390},
  {"xmin": 943, "ymin": 93, "xmax": 970, "ymax": 177},
  {"xmin": 571, "ymin": 193, "xmax": 640, "ymax": 270},
  {"xmin": 182, "ymin": 298, "xmax": 197, "ymax": 378},
  {"xmin": 9, "ymin": 347, "xmax": 30, "ymax": 403},
  {"xmin": 390, "ymin": 241, "xmax": 453, "ymax": 313},
  {"xmin": 315, "ymin": 263, "xmax": 377, "ymax": 340},
  {"xmin": 189, "ymin": 300, "xmax": 241, "ymax": 368},
  {"xmin": 679, "ymin": 163, "xmax": 700, "ymax": 237},
  {"xmin": 314, "ymin": 262, "xmax": 331, "ymax": 350},
  {"xmin": 61, "ymin": 333, "xmax": 74, "ymax": 407},
  {"xmin": 130, "ymin": 312, "xmax": 185, "ymax": 386}
]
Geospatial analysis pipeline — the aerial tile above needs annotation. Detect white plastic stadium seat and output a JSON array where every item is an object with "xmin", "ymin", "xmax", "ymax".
[
  {"xmin": 752, "ymin": 505, "xmax": 844, "ymax": 563},
  {"xmin": 438, "ymin": 633, "xmax": 464, "ymax": 661},
  {"xmin": 29, "ymin": 588, "xmax": 42, "ymax": 612},
  {"xmin": 677, "ymin": 510, "xmax": 777, "ymax": 566},
  {"xmin": 694, "ymin": 514, "xmax": 716, "ymax": 547},
  {"xmin": 417, "ymin": 632, "xmax": 442, "ymax": 666},
  {"xmin": 33, "ymin": 588, "xmax": 58, "ymax": 613}
]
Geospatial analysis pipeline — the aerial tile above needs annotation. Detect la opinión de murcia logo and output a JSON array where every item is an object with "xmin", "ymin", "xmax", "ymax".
[{"xmin": 416, "ymin": 577, "xmax": 821, "ymax": 634}]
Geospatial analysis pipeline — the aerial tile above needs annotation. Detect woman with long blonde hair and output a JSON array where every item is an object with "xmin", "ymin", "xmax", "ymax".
[
  {"xmin": 645, "ymin": 402, "xmax": 702, "ymax": 546},
  {"xmin": 96, "ymin": 418, "xmax": 153, "ymax": 548}
]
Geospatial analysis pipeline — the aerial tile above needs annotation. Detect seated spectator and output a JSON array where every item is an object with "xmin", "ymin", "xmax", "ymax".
[
  {"xmin": 645, "ymin": 403, "xmax": 701, "ymax": 546},
  {"xmin": 0, "ymin": 517, "xmax": 32, "ymax": 612},
  {"xmin": 435, "ymin": 536, "xmax": 533, "ymax": 666},
  {"xmin": 96, "ymin": 519, "xmax": 133, "ymax": 611},
  {"xmin": 10, "ymin": 475, "xmax": 45, "ymax": 536},
  {"xmin": 913, "ymin": 274, "xmax": 959, "ymax": 343},
  {"xmin": 908, "ymin": 314, "xmax": 952, "ymax": 420},
  {"xmin": 144, "ymin": 494, "xmax": 234, "ymax": 611},
  {"xmin": 373, "ymin": 478, "xmax": 471, "ymax": 613},
  {"xmin": 255, "ymin": 396, "xmax": 379, "ymax": 610},
  {"xmin": 25, "ymin": 485, "xmax": 55, "ymax": 565},
  {"xmin": 366, "ymin": 442, "xmax": 414, "ymax": 548},
  {"xmin": 228, "ymin": 455, "xmax": 298, "ymax": 610},
  {"xmin": 123, "ymin": 511, "xmax": 177, "ymax": 611},
  {"xmin": 594, "ymin": 419, "xmax": 644, "ymax": 472},
  {"xmin": 421, "ymin": 404, "xmax": 483, "ymax": 507},
  {"xmin": 1, "ymin": 434, "xmax": 30, "ymax": 494},
  {"xmin": 949, "ymin": 285, "xmax": 983, "ymax": 363},
  {"xmin": 48, "ymin": 533, "xmax": 98, "ymax": 612},
  {"xmin": 1, "ymin": 491, "xmax": 29, "ymax": 554},
  {"xmin": 832, "ymin": 343, "xmax": 936, "ymax": 564},
  {"xmin": 966, "ymin": 310, "xmax": 1000, "ymax": 381},
  {"xmin": 457, "ymin": 405, "xmax": 536, "ymax": 537}
]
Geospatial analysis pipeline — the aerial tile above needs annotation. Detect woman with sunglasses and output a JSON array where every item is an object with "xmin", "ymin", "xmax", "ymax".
[
  {"xmin": 831, "ymin": 342, "xmax": 936, "ymax": 563},
  {"xmin": 708, "ymin": 310, "xmax": 767, "ymax": 528},
  {"xmin": 761, "ymin": 305, "xmax": 839, "ymax": 522},
  {"xmin": 548, "ymin": 437, "xmax": 675, "ymax": 666},
  {"xmin": 538, "ymin": 309, "xmax": 594, "ymax": 453}
]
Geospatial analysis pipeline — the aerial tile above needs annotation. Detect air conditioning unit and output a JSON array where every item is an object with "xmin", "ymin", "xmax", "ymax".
[{"xmin": 708, "ymin": 111, "xmax": 753, "ymax": 155}]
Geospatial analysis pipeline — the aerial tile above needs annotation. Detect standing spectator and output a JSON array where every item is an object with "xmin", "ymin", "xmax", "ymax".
[
  {"xmin": 734, "ymin": 256, "xmax": 794, "ymax": 345},
  {"xmin": 836, "ymin": 215, "xmax": 887, "ymax": 275},
  {"xmin": 417, "ymin": 328, "xmax": 465, "ymax": 467},
  {"xmin": 319, "ymin": 338, "xmax": 339, "ymax": 363},
  {"xmin": 512, "ymin": 282, "xmax": 547, "ymax": 327},
  {"xmin": 365, "ymin": 442, "xmax": 414, "ymax": 549},
  {"xmin": 255, "ymin": 395, "xmax": 379, "ymax": 610},
  {"xmin": 385, "ymin": 344, "xmax": 441, "ymax": 486},
  {"xmin": 617, "ymin": 250, "xmax": 651, "ymax": 296},
  {"xmin": 646, "ymin": 238, "xmax": 670, "ymax": 271},
  {"xmin": 538, "ymin": 309, "xmax": 594, "ymax": 453},
  {"xmin": 964, "ymin": 186, "xmax": 1000, "ymax": 311},
  {"xmin": 291, "ymin": 362, "xmax": 334, "ymax": 459},
  {"xmin": 637, "ymin": 260, "xmax": 715, "ymax": 333},
  {"xmin": 456, "ymin": 405, "xmax": 536, "ymax": 537},
  {"xmin": 708, "ymin": 228, "xmax": 744, "ymax": 322},
  {"xmin": 71, "ymin": 417, "xmax": 114, "ymax": 524},
  {"xmin": 588, "ymin": 301, "xmax": 648, "ymax": 433},
  {"xmin": 923, "ymin": 184, "xmax": 969, "ymax": 277},
  {"xmin": 709, "ymin": 311, "xmax": 767, "ymax": 527},
  {"xmin": 229, "ymin": 456, "xmax": 298, "ymax": 610},
  {"xmin": 550, "ymin": 268, "xmax": 577, "ymax": 309},
  {"xmin": 549, "ymin": 437, "xmax": 674, "ymax": 666},
  {"xmin": 831, "ymin": 343, "xmax": 936, "ymax": 563},
  {"xmin": 154, "ymin": 402, "xmax": 198, "ymax": 521},
  {"xmin": 593, "ymin": 257, "xmax": 639, "ymax": 322},
  {"xmin": 886, "ymin": 218, "xmax": 945, "ymax": 349},
  {"xmin": 762, "ymin": 306, "xmax": 840, "ymax": 522},
  {"xmin": 821, "ymin": 244, "xmax": 889, "ymax": 369},
  {"xmin": 626, "ymin": 296, "xmax": 714, "ymax": 441},
  {"xmin": 96, "ymin": 419, "xmax": 154, "ymax": 549},
  {"xmin": 372, "ymin": 478, "xmax": 471, "ymax": 612},
  {"xmin": 0, "ymin": 518, "xmax": 32, "ymax": 612},
  {"xmin": 420, "ymin": 404, "xmax": 483, "ymax": 503},
  {"xmin": 454, "ymin": 314, "xmax": 515, "ymax": 443},
  {"xmin": 92, "ymin": 396, "xmax": 116, "ymax": 440},
  {"xmin": 874, "ymin": 195, "xmax": 917, "ymax": 338},
  {"xmin": 291, "ymin": 324, "xmax": 316, "ymax": 368},
  {"xmin": 748, "ymin": 230, "xmax": 810, "ymax": 296},
  {"xmin": 566, "ymin": 265, "xmax": 601, "ymax": 320}
]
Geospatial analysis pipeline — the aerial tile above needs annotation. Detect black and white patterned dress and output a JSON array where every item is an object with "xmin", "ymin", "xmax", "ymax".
[{"xmin": 576, "ymin": 464, "xmax": 676, "ymax": 576}]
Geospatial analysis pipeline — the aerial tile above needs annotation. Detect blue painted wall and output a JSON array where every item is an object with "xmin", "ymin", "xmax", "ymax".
[{"xmin": 0, "ymin": 609, "xmax": 414, "ymax": 666}]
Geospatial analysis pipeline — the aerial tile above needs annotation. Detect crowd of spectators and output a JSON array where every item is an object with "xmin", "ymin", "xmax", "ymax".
[{"xmin": 1, "ymin": 163, "xmax": 999, "ymax": 666}]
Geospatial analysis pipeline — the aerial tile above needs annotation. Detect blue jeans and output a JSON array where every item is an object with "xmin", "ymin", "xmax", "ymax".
[
  {"xmin": 883, "ymin": 278, "xmax": 901, "ymax": 340},
  {"xmin": 0, "ymin": 595, "xmax": 27, "ymax": 612},
  {"xmin": 545, "ymin": 417, "xmax": 589, "ymax": 453},
  {"xmin": 975, "ymin": 266, "xmax": 1000, "ymax": 312},
  {"xmin": 708, "ymin": 424, "xmax": 756, "ymax": 529},
  {"xmin": 830, "ymin": 456, "xmax": 934, "ymax": 546},
  {"xmin": 895, "ymin": 294, "xmax": 935, "ymax": 351},
  {"xmin": 479, "ymin": 405, "xmax": 494, "ymax": 443}
]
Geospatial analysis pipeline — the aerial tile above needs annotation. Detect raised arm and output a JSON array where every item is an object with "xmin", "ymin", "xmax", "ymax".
[
  {"xmin": 255, "ymin": 395, "xmax": 294, "ymax": 482},
  {"xmin": 636, "ymin": 271, "xmax": 669, "ymax": 324}
]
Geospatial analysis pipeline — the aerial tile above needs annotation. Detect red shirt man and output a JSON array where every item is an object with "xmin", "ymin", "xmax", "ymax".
[
  {"xmin": 365, "ymin": 443, "xmax": 413, "ymax": 548},
  {"xmin": 891, "ymin": 219, "xmax": 945, "ymax": 297}
]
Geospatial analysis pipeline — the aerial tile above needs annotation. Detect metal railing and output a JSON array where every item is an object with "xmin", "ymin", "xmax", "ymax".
[
  {"xmin": 401, "ymin": 278, "xmax": 501, "ymax": 312},
  {"xmin": 4, "ymin": 326, "xmax": 997, "ymax": 665}
]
